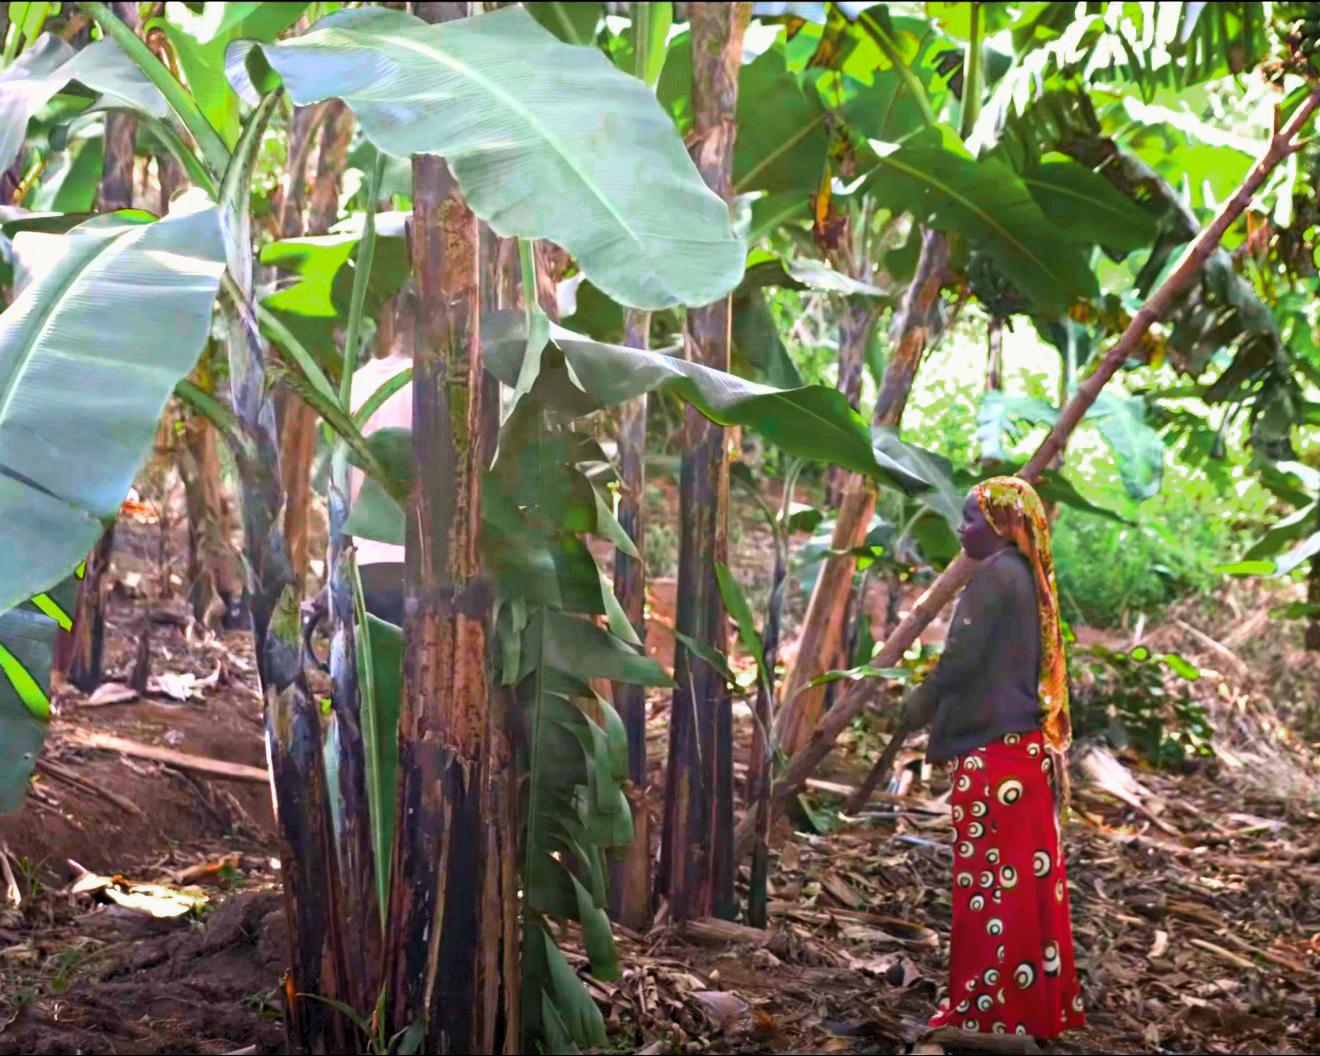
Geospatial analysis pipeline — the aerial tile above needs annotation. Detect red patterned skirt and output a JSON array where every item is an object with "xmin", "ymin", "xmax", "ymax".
[{"xmin": 928, "ymin": 730, "xmax": 1085, "ymax": 1039}]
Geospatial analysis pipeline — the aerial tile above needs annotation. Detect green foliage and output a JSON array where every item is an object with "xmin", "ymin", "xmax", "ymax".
[
  {"xmin": 0, "ymin": 32, "xmax": 170, "ymax": 174},
  {"xmin": 1021, "ymin": 152, "xmax": 1157, "ymax": 252},
  {"xmin": 1070, "ymin": 643, "xmax": 1211, "ymax": 769},
  {"xmin": 858, "ymin": 124, "xmax": 1099, "ymax": 315},
  {"xmin": 228, "ymin": 5, "xmax": 744, "ymax": 310},
  {"xmin": 1051, "ymin": 499, "xmax": 1240, "ymax": 628},
  {"xmin": 1219, "ymin": 461, "xmax": 1320, "ymax": 577},
  {"xmin": 484, "ymin": 313, "xmax": 929, "ymax": 495},
  {"xmin": 1093, "ymin": 2, "xmax": 1270, "ymax": 100},
  {"xmin": 0, "ymin": 571, "xmax": 78, "ymax": 811},
  {"xmin": 154, "ymin": 1, "xmax": 309, "ymax": 149},
  {"xmin": 259, "ymin": 221, "xmax": 410, "ymax": 384},
  {"xmin": 978, "ymin": 388, "xmax": 1167, "ymax": 500}
]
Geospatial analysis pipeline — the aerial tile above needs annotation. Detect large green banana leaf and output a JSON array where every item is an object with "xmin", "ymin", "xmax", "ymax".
[
  {"xmin": 859, "ymin": 125, "xmax": 1098, "ymax": 315},
  {"xmin": 0, "ymin": 32, "xmax": 171, "ymax": 172},
  {"xmin": 486, "ymin": 314, "xmax": 929, "ymax": 494},
  {"xmin": 0, "ymin": 190, "xmax": 226, "ymax": 616},
  {"xmin": 1022, "ymin": 153, "xmax": 1157, "ymax": 253},
  {"xmin": 227, "ymin": 6, "xmax": 744, "ymax": 311},
  {"xmin": 732, "ymin": 43, "xmax": 831, "ymax": 196}
]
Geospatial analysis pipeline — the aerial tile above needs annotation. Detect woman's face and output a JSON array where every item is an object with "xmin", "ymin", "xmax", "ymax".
[{"xmin": 959, "ymin": 491, "xmax": 1005, "ymax": 560}]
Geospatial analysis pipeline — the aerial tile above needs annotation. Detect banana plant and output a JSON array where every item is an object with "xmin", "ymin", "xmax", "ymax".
[
  {"xmin": 221, "ymin": 4, "xmax": 761, "ymax": 1048},
  {"xmin": 1221, "ymin": 461, "xmax": 1320, "ymax": 579},
  {"xmin": 0, "ymin": 2, "xmax": 749, "ymax": 1048}
]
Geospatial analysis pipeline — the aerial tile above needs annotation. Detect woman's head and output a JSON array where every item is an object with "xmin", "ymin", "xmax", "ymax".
[
  {"xmin": 959, "ymin": 490, "xmax": 1008, "ymax": 560},
  {"xmin": 962, "ymin": 476, "xmax": 1053, "ymax": 561}
]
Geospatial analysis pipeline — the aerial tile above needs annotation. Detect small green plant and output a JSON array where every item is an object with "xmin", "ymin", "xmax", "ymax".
[{"xmin": 1070, "ymin": 644, "xmax": 1212, "ymax": 768}]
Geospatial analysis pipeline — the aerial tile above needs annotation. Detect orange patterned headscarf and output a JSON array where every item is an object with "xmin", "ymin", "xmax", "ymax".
[{"xmin": 972, "ymin": 477, "xmax": 1072, "ymax": 817}]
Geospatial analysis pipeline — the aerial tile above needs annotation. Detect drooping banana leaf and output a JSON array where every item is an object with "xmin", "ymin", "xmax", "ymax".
[
  {"xmin": 0, "ymin": 33, "xmax": 171, "ymax": 172},
  {"xmin": 489, "ymin": 395, "xmax": 668, "ymax": 1051},
  {"xmin": 227, "ymin": 5, "xmax": 744, "ymax": 310},
  {"xmin": 857, "ymin": 124, "xmax": 1098, "ymax": 316},
  {"xmin": 485, "ymin": 312, "xmax": 929, "ymax": 494},
  {"xmin": 0, "ymin": 190, "xmax": 226, "ymax": 615}
]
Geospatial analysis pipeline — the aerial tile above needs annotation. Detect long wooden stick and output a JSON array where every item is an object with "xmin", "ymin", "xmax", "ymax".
[
  {"xmin": 735, "ymin": 88, "xmax": 1320, "ymax": 857},
  {"xmin": 844, "ymin": 720, "xmax": 911, "ymax": 814},
  {"xmin": 65, "ymin": 729, "xmax": 269, "ymax": 783}
]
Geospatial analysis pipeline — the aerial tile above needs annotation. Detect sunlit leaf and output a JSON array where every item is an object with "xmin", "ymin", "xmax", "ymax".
[{"xmin": 228, "ymin": 6, "xmax": 744, "ymax": 310}]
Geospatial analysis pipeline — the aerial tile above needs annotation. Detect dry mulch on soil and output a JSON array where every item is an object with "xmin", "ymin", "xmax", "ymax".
[{"xmin": 1, "ymin": 518, "xmax": 1318, "ymax": 1054}]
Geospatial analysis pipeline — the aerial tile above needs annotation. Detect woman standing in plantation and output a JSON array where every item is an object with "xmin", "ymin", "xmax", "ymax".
[{"xmin": 902, "ymin": 476, "xmax": 1085, "ymax": 1040}]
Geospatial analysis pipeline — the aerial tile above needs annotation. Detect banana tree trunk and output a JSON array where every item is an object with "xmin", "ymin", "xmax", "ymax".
[
  {"xmin": 178, "ymin": 405, "xmax": 243, "ymax": 629},
  {"xmin": 55, "ymin": 0, "xmax": 144, "ymax": 693},
  {"xmin": 220, "ymin": 94, "xmax": 352, "ymax": 1053},
  {"xmin": 160, "ymin": 155, "xmax": 244, "ymax": 630},
  {"xmin": 824, "ymin": 295, "xmax": 879, "ymax": 507},
  {"xmin": 775, "ymin": 230, "xmax": 948, "ymax": 757},
  {"xmin": 228, "ymin": 292, "xmax": 346, "ymax": 1054},
  {"xmin": 281, "ymin": 102, "xmax": 352, "ymax": 587},
  {"xmin": 608, "ymin": 308, "xmax": 652, "ymax": 928},
  {"xmin": 735, "ymin": 95, "xmax": 1320, "ymax": 853},
  {"xmin": 383, "ymin": 121, "xmax": 513, "ymax": 1054},
  {"xmin": 658, "ymin": 0, "xmax": 749, "ymax": 926}
]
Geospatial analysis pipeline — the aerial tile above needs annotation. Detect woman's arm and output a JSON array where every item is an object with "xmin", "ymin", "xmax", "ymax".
[{"xmin": 901, "ymin": 561, "xmax": 1007, "ymax": 728}]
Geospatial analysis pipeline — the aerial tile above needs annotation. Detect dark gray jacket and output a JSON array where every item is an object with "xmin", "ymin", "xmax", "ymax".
[{"xmin": 906, "ymin": 547, "xmax": 1042, "ymax": 763}]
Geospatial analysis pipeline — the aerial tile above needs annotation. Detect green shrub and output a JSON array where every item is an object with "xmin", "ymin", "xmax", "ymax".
[{"xmin": 1068, "ymin": 643, "xmax": 1211, "ymax": 769}]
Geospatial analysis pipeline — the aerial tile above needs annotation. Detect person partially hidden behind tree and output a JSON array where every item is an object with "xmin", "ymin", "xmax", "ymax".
[
  {"xmin": 901, "ymin": 476, "xmax": 1085, "ymax": 1043},
  {"xmin": 301, "ymin": 344, "xmax": 409, "ymax": 664}
]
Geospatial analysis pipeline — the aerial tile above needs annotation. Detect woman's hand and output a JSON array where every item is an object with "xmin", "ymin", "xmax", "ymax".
[{"xmin": 901, "ymin": 683, "xmax": 936, "ymax": 731}]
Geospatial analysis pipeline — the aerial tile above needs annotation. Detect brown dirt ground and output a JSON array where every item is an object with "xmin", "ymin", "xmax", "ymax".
[{"xmin": 1, "ymin": 495, "xmax": 1318, "ymax": 1055}]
